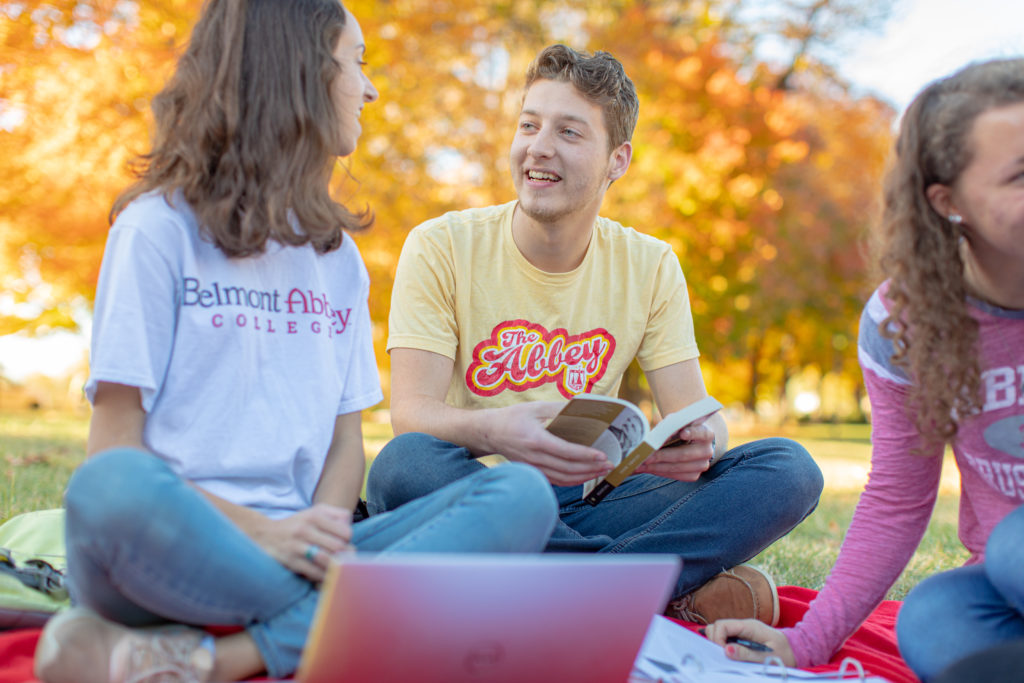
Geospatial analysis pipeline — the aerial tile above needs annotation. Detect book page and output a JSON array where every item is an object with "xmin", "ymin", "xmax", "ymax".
[
  {"xmin": 584, "ymin": 395, "xmax": 724, "ymax": 506},
  {"xmin": 544, "ymin": 394, "xmax": 651, "ymax": 499},
  {"xmin": 644, "ymin": 396, "xmax": 723, "ymax": 450},
  {"xmin": 582, "ymin": 430, "xmax": 624, "ymax": 498},
  {"xmin": 577, "ymin": 409, "xmax": 646, "ymax": 496},
  {"xmin": 632, "ymin": 616, "xmax": 892, "ymax": 682},
  {"xmin": 604, "ymin": 408, "xmax": 648, "ymax": 455},
  {"xmin": 545, "ymin": 394, "xmax": 649, "ymax": 450}
]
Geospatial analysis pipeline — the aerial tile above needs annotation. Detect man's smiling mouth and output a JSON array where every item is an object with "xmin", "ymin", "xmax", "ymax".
[{"xmin": 527, "ymin": 170, "xmax": 561, "ymax": 182}]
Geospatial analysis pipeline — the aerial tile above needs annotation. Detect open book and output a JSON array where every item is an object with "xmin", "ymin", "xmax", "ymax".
[{"xmin": 546, "ymin": 394, "xmax": 722, "ymax": 506}]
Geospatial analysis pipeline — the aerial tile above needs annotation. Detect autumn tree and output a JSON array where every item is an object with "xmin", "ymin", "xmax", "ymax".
[
  {"xmin": 0, "ymin": 0, "xmax": 196, "ymax": 335},
  {"xmin": 1, "ymin": 0, "xmax": 896, "ymax": 415}
]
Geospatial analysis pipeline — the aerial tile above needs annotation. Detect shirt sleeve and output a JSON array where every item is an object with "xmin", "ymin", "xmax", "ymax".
[
  {"xmin": 636, "ymin": 247, "xmax": 699, "ymax": 372},
  {"xmin": 84, "ymin": 215, "xmax": 181, "ymax": 411},
  {"xmin": 783, "ymin": 303, "xmax": 944, "ymax": 667},
  {"xmin": 386, "ymin": 223, "xmax": 459, "ymax": 359}
]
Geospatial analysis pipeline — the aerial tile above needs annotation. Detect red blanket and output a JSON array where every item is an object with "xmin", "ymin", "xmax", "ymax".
[
  {"xmin": 780, "ymin": 586, "xmax": 917, "ymax": 682},
  {"xmin": 0, "ymin": 586, "xmax": 917, "ymax": 683},
  {"xmin": 674, "ymin": 585, "xmax": 919, "ymax": 683}
]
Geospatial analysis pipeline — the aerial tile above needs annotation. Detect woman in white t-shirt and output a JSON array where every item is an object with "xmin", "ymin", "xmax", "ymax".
[{"xmin": 33, "ymin": 2, "xmax": 557, "ymax": 682}]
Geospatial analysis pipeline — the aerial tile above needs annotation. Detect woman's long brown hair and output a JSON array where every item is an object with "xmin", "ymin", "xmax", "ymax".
[
  {"xmin": 875, "ymin": 58, "xmax": 1024, "ymax": 447},
  {"xmin": 112, "ymin": 0, "xmax": 371, "ymax": 255}
]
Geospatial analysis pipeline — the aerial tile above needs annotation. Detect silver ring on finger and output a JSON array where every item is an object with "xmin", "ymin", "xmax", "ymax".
[{"xmin": 305, "ymin": 544, "xmax": 320, "ymax": 563}]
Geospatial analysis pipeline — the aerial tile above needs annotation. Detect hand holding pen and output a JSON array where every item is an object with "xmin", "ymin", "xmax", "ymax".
[
  {"xmin": 701, "ymin": 620, "xmax": 798, "ymax": 667},
  {"xmin": 699, "ymin": 628, "xmax": 773, "ymax": 652}
]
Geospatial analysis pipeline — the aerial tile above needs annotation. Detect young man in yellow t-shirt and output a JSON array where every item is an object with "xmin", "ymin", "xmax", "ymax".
[{"xmin": 368, "ymin": 44, "xmax": 823, "ymax": 625}]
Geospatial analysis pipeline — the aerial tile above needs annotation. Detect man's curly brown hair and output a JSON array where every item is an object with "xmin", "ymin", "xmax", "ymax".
[
  {"xmin": 874, "ymin": 57, "xmax": 1024, "ymax": 448},
  {"xmin": 524, "ymin": 44, "xmax": 639, "ymax": 152}
]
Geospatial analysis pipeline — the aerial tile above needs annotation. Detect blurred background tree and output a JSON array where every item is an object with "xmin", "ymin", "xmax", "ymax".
[{"xmin": 1, "ymin": 0, "xmax": 897, "ymax": 421}]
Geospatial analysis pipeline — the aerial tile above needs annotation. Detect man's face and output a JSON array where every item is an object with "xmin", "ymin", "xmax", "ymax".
[{"xmin": 510, "ymin": 79, "xmax": 627, "ymax": 225}]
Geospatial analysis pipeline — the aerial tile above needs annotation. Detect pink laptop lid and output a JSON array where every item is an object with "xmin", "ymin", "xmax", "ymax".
[{"xmin": 298, "ymin": 553, "xmax": 680, "ymax": 683}]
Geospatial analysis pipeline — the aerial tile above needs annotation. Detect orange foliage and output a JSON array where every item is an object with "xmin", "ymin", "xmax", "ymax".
[
  {"xmin": 1, "ymin": 0, "xmax": 895, "ymax": 407},
  {"xmin": 0, "ymin": 0, "xmax": 195, "ymax": 334}
]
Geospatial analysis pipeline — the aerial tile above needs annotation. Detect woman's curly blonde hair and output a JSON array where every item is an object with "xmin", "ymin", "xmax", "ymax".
[
  {"xmin": 112, "ymin": 0, "xmax": 370, "ymax": 255},
  {"xmin": 875, "ymin": 58, "xmax": 1024, "ymax": 448}
]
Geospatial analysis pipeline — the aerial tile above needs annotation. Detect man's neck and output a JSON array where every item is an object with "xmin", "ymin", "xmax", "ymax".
[{"xmin": 510, "ymin": 203, "xmax": 598, "ymax": 273}]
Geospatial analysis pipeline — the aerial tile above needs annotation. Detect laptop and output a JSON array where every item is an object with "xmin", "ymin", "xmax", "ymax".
[{"xmin": 296, "ymin": 553, "xmax": 681, "ymax": 683}]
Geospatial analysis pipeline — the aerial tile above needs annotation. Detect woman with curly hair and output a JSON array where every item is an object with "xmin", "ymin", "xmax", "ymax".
[
  {"xmin": 705, "ymin": 57, "xmax": 1024, "ymax": 681},
  {"xmin": 32, "ymin": 1, "xmax": 558, "ymax": 682}
]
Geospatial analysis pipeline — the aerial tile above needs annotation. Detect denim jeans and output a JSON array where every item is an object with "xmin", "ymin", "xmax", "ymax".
[
  {"xmin": 897, "ymin": 504, "xmax": 1024, "ymax": 681},
  {"xmin": 64, "ymin": 448, "xmax": 557, "ymax": 678},
  {"xmin": 366, "ymin": 434, "xmax": 823, "ymax": 597}
]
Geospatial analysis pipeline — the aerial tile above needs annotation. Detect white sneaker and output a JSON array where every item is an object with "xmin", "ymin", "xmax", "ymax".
[{"xmin": 34, "ymin": 607, "xmax": 214, "ymax": 683}]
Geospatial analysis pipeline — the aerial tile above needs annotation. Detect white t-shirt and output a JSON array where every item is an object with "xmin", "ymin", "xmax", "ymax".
[{"xmin": 86, "ymin": 193, "xmax": 383, "ymax": 518}]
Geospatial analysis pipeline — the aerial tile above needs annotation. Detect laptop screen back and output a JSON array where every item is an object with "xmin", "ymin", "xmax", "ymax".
[{"xmin": 298, "ymin": 553, "xmax": 681, "ymax": 683}]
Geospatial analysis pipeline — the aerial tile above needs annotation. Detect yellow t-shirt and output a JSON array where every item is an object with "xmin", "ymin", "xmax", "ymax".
[{"xmin": 388, "ymin": 201, "xmax": 699, "ymax": 408}]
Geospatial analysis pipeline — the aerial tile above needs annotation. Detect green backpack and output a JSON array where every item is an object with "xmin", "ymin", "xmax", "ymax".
[{"xmin": 0, "ymin": 508, "xmax": 68, "ymax": 629}]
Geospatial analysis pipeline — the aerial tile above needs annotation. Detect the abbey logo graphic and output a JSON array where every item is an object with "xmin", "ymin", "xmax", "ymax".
[{"xmin": 466, "ymin": 320, "xmax": 615, "ymax": 398}]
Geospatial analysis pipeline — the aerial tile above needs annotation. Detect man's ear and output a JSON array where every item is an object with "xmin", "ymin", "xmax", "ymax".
[
  {"xmin": 608, "ymin": 141, "xmax": 632, "ymax": 182},
  {"xmin": 926, "ymin": 183, "xmax": 959, "ymax": 219}
]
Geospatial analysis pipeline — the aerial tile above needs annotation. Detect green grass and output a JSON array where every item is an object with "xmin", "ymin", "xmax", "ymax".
[
  {"xmin": 0, "ymin": 411, "xmax": 397, "ymax": 521},
  {"xmin": 0, "ymin": 410, "xmax": 968, "ymax": 599},
  {"xmin": 0, "ymin": 412, "xmax": 89, "ymax": 521},
  {"xmin": 750, "ymin": 489, "xmax": 967, "ymax": 600},
  {"xmin": 744, "ymin": 434, "xmax": 968, "ymax": 599}
]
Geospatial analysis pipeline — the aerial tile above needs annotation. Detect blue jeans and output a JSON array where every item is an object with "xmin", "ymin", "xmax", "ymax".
[
  {"xmin": 63, "ymin": 448, "xmax": 557, "ymax": 678},
  {"xmin": 897, "ymin": 505, "xmax": 1024, "ymax": 682},
  {"xmin": 366, "ymin": 434, "xmax": 823, "ymax": 597}
]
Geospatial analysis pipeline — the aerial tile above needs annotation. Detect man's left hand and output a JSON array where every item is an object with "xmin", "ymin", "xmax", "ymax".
[{"xmin": 633, "ymin": 420, "xmax": 715, "ymax": 481}]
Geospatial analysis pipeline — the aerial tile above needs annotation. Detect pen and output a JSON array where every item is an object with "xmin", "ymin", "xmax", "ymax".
[
  {"xmin": 698, "ymin": 628, "xmax": 774, "ymax": 653},
  {"xmin": 725, "ymin": 636, "xmax": 773, "ymax": 652}
]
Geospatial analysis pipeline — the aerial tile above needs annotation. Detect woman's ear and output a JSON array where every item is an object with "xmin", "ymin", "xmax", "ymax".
[{"xmin": 925, "ymin": 183, "xmax": 959, "ymax": 221}]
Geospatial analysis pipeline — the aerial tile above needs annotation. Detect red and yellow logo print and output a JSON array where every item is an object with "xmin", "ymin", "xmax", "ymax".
[{"xmin": 466, "ymin": 320, "xmax": 615, "ymax": 398}]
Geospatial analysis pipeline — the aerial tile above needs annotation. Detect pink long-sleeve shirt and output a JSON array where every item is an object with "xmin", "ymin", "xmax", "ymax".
[{"xmin": 784, "ymin": 283, "xmax": 1024, "ymax": 667}]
